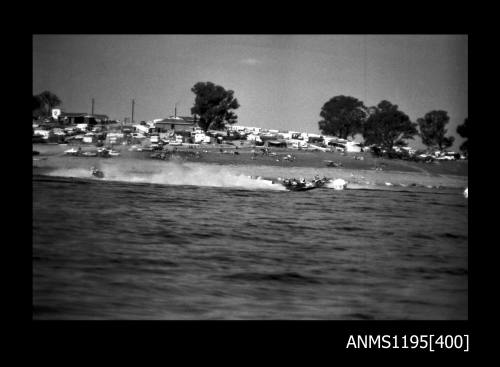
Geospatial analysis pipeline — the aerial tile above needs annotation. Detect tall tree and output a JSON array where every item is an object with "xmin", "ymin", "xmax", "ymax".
[
  {"xmin": 417, "ymin": 110, "xmax": 455, "ymax": 151},
  {"xmin": 34, "ymin": 91, "xmax": 62, "ymax": 118},
  {"xmin": 32, "ymin": 95, "xmax": 43, "ymax": 118},
  {"xmin": 456, "ymin": 117, "xmax": 469, "ymax": 155},
  {"xmin": 362, "ymin": 100, "xmax": 418, "ymax": 152},
  {"xmin": 377, "ymin": 100, "xmax": 399, "ymax": 113},
  {"xmin": 190, "ymin": 82, "xmax": 240, "ymax": 132},
  {"xmin": 318, "ymin": 95, "xmax": 367, "ymax": 139}
]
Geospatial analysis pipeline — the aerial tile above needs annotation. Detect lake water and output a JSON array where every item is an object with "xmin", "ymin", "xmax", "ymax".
[{"xmin": 33, "ymin": 162, "xmax": 468, "ymax": 320}]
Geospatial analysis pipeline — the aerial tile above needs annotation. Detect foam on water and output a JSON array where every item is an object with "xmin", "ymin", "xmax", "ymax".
[
  {"xmin": 41, "ymin": 157, "xmax": 467, "ymax": 195},
  {"xmin": 47, "ymin": 167, "xmax": 95, "ymax": 179},
  {"xmin": 44, "ymin": 163, "xmax": 465, "ymax": 194},
  {"xmin": 47, "ymin": 161, "xmax": 286, "ymax": 191}
]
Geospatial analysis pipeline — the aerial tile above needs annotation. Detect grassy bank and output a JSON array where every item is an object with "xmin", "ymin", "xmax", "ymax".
[{"xmin": 33, "ymin": 143, "xmax": 468, "ymax": 177}]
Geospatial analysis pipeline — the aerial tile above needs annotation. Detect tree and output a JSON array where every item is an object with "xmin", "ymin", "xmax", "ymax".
[
  {"xmin": 456, "ymin": 117, "xmax": 469, "ymax": 155},
  {"xmin": 318, "ymin": 95, "xmax": 367, "ymax": 139},
  {"xmin": 190, "ymin": 82, "xmax": 240, "ymax": 132},
  {"xmin": 417, "ymin": 110, "xmax": 455, "ymax": 151},
  {"xmin": 394, "ymin": 139, "xmax": 408, "ymax": 147},
  {"xmin": 32, "ymin": 95, "xmax": 43, "ymax": 118},
  {"xmin": 362, "ymin": 100, "xmax": 418, "ymax": 152},
  {"xmin": 33, "ymin": 91, "xmax": 62, "ymax": 118},
  {"xmin": 377, "ymin": 100, "xmax": 399, "ymax": 113}
]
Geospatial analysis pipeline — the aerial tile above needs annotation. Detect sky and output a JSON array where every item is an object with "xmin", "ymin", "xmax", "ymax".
[{"xmin": 33, "ymin": 34, "xmax": 468, "ymax": 150}]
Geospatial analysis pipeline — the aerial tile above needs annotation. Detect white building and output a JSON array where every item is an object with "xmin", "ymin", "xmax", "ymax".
[
  {"xmin": 228, "ymin": 125, "xmax": 246, "ymax": 132},
  {"xmin": 76, "ymin": 123, "xmax": 88, "ymax": 131},
  {"xmin": 83, "ymin": 133, "xmax": 95, "ymax": 143},
  {"xmin": 134, "ymin": 124, "xmax": 151, "ymax": 135},
  {"xmin": 194, "ymin": 132, "xmax": 209, "ymax": 144},
  {"xmin": 345, "ymin": 141, "xmax": 362, "ymax": 153},
  {"xmin": 290, "ymin": 139, "xmax": 308, "ymax": 148},
  {"xmin": 246, "ymin": 134, "xmax": 262, "ymax": 142}
]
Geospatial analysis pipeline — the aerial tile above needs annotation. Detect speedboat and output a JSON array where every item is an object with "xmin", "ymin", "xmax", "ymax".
[
  {"xmin": 90, "ymin": 167, "xmax": 104, "ymax": 178},
  {"xmin": 287, "ymin": 184, "xmax": 317, "ymax": 192},
  {"xmin": 282, "ymin": 178, "xmax": 318, "ymax": 191},
  {"xmin": 312, "ymin": 177, "xmax": 330, "ymax": 188}
]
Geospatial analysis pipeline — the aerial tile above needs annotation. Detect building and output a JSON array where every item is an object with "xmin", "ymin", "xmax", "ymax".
[
  {"xmin": 59, "ymin": 113, "xmax": 109, "ymax": 125},
  {"xmin": 133, "ymin": 124, "xmax": 152, "ymax": 135},
  {"xmin": 153, "ymin": 115, "xmax": 197, "ymax": 134},
  {"xmin": 345, "ymin": 141, "xmax": 362, "ymax": 153}
]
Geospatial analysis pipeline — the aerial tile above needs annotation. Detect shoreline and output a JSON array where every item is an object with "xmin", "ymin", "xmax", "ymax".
[{"xmin": 33, "ymin": 143, "xmax": 468, "ymax": 189}]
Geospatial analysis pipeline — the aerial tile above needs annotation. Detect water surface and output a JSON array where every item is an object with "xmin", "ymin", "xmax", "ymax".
[{"xmin": 33, "ymin": 168, "xmax": 468, "ymax": 320}]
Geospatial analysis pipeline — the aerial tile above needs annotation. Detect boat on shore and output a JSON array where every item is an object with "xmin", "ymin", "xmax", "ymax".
[
  {"xmin": 64, "ymin": 147, "xmax": 81, "ymax": 156},
  {"xmin": 96, "ymin": 147, "xmax": 120, "ymax": 157}
]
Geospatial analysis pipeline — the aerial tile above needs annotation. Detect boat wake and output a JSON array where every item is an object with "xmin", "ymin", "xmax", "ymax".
[
  {"xmin": 41, "ymin": 161, "xmax": 465, "ymax": 194},
  {"xmin": 45, "ymin": 162, "xmax": 286, "ymax": 191}
]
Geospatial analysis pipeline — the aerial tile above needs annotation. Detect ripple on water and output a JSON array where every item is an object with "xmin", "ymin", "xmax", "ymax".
[{"xmin": 33, "ymin": 175, "xmax": 468, "ymax": 320}]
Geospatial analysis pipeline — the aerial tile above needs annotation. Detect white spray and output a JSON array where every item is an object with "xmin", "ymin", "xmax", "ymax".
[{"xmin": 46, "ymin": 161, "xmax": 286, "ymax": 191}]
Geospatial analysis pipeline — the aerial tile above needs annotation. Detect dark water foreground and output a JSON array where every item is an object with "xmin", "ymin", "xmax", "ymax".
[{"xmin": 33, "ymin": 174, "xmax": 468, "ymax": 319}]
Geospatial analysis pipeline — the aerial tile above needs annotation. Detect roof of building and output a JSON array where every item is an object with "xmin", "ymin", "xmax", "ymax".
[
  {"xmin": 178, "ymin": 115, "xmax": 197, "ymax": 122},
  {"xmin": 156, "ymin": 116, "xmax": 196, "ymax": 125},
  {"xmin": 60, "ymin": 112, "xmax": 109, "ymax": 120}
]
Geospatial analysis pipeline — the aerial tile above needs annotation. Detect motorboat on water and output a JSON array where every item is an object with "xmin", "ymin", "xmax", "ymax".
[
  {"xmin": 90, "ymin": 166, "xmax": 104, "ymax": 178},
  {"xmin": 311, "ymin": 176, "xmax": 329, "ymax": 188},
  {"xmin": 248, "ymin": 175, "xmax": 345, "ymax": 192},
  {"xmin": 286, "ymin": 183, "xmax": 317, "ymax": 192},
  {"xmin": 282, "ymin": 176, "xmax": 329, "ymax": 191}
]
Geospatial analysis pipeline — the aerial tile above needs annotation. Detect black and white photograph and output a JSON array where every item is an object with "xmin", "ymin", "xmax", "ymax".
[{"xmin": 32, "ymin": 34, "xmax": 468, "ymax": 321}]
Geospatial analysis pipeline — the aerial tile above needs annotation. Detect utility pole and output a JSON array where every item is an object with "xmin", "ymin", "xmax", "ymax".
[
  {"xmin": 364, "ymin": 35, "xmax": 368, "ymax": 104},
  {"xmin": 91, "ymin": 98, "xmax": 95, "ymax": 115},
  {"xmin": 174, "ymin": 102, "xmax": 178, "ymax": 118},
  {"xmin": 131, "ymin": 99, "xmax": 135, "ymax": 124}
]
